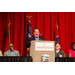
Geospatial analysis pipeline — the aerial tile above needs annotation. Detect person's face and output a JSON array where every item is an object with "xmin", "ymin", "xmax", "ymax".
[
  {"xmin": 72, "ymin": 44, "xmax": 75, "ymax": 50},
  {"xmin": 34, "ymin": 29, "xmax": 40, "ymax": 38},
  {"xmin": 55, "ymin": 44, "xmax": 61, "ymax": 50},
  {"xmin": 8, "ymin": 43, "xmax": 14, "ymax": 51}
]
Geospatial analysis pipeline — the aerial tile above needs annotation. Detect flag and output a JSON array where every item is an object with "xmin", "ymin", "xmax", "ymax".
[
  {"xmin": 28, "ymin": 19, "xmax": 32, "ymax": 38},
  {"xmin": 5, "ymin": 19, "xmax": 11, "ymax": 52},
  {"xmin": 55, "ymin": 22, "xmax": 59, "ymax": 43},
  {"xmin": 27, "ymin": 19, "xmax": 32, "ymax": 56}
]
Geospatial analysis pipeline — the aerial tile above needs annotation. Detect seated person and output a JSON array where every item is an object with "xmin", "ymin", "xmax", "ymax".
[
  {"xmin": 55, "ymin": 43, "xmax": 66, "ymax": 57},
  {"xmin": 68, "ymin": 42, "xmax": 75, "ymax": 57},
  {"xmin": 4, "ymin": 43, "xmax": 20, "ymax": 56},
  {"xmin": 0, "ymin": 50, "xmax": 2, "ymax": 56},
  {"xmin": 26, "ymin": 28, "xmax": 45, "ymax": 47}
]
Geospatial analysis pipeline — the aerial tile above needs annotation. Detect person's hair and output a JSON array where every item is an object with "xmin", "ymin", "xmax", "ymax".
[
  {"xmin": 8, "ymin": 43, "xmax": 13, "ymax": 46},
  {"xmin": 71, "ymin": 42, "xmax": 75, "ymax": 49},
  {"xmin": 55, "ymin": 43, "xmax": 61, "ymax": 47},
  {"xmin": 33, "ymin": 28, "xmax": 40, "ymax": 32}
]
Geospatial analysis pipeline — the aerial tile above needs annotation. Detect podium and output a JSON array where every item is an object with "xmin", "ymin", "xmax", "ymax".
[{"xmin": 30, "ymin": 41, "xmax": 55, "ymax": 62}]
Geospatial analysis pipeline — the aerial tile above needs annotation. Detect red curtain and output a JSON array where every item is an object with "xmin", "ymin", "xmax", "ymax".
[{"xmin": 0, "ymin": 12, "xmax": 75, "ymax": 56}]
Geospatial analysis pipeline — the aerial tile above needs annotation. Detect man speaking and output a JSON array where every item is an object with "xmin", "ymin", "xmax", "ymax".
[{"xmin": 26, "ymin": 28, "xmax": 45, "ymax": 47}]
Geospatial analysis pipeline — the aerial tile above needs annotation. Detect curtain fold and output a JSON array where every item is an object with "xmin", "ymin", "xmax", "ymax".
[{"xmin": 0, "ymin": 12, "xmax": 75, "ymax": 56}]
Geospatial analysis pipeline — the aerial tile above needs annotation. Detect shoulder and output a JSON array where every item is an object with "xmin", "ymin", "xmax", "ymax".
[
  {"xmin": 68, "ymin": 50, "xmax": 73, "ymax": 53},
  {"xmin": 0, "ymin": 51, "xmax": 2, "ymax": 53},
  {"xmin": 60, "ymin": 50, "xmax": 65, "ymax": 53},
  {"xmin": 0, "ymin": 51, "xmax": 2, "ymax": 54},
  {"xmin": 60, "ymin": 50, "xmax": 65, "ymax": 56},
  {"xmin": 28, "ymin": 37, "xmax": 35, "ymax": 40},
  {"xmin": 14, "ymin": 50, "xmax": 19, "ymax": 53},
  {"xmin": 4, "ymin": 50, "xmax": 9, "ymax": 54}
]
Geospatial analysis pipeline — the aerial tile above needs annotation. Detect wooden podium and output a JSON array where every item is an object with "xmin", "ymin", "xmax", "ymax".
[{"xmin": 30, "ymin": 41, "xmax": 55, "ymax": 62}]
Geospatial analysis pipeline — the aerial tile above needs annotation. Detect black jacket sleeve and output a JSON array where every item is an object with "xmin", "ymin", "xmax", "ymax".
[
  {"xmin": 42, "ymin": 38, "xmax": 45, "ymax": 40},
  {"xmin": 26, "ymin": 37, "xmax": 45, "ymax": 47},
  {"xmin": 26, "ymin": 38, "xmax": 31, "ymax": 48},
  {"xmin": 40, "ymin": 37, "xmax": 45, "ymax": 40}
]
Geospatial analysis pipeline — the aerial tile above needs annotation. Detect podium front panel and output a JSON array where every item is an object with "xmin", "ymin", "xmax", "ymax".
[{"xmin": 30, "ymin": 41, "xmax": 55, "ymax": 62}]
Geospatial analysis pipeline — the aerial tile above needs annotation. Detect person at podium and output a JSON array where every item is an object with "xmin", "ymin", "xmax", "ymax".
[
  {"xmin": 55, "ymin": 43, "xmax": 66, "ymax": 57},
  {"xmin": 4, "ymin": 43, "xmax": 20, "ymax": 56},
  {"xmin": 26, "ymin": 28, "xmax": 45, "ymax": 47},
  {"xmin": 68, "ymin": 42, "xmax": 75, "ymax": 57}
]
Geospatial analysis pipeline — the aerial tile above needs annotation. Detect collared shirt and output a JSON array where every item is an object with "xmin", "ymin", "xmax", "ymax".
[
  {"xmin": 35, "ymin": 37, "xmax": 39, "ymax": 41},
  {"xmin": 10, "ymin": 50, "xmax": 14, "ymax": 56}
]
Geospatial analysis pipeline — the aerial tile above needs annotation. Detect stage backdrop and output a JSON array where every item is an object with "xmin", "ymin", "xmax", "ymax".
[{"xmin": 0, "ymin": 12, "xmax": 75, "ymax": 56}]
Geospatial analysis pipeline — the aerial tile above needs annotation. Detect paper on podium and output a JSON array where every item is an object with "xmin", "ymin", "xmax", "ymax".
[{"xmin": 35, "ymin": 42, "xmax": 54, "ymax": 51}]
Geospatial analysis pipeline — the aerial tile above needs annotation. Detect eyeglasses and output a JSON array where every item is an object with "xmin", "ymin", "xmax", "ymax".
[{"xmin": 56, "ymin": 46, "xmax": 60, "ymax": 47}]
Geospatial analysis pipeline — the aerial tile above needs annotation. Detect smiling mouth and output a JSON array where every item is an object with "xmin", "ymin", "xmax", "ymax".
[{"xmin": 35, "ymin": 34, "xmax": 38, "ymax": 35}]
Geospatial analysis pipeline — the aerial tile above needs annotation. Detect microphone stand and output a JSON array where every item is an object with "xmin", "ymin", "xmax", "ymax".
[{"xmin": 40, "ymin": 34, "xmax": 44, "ymax": 40}]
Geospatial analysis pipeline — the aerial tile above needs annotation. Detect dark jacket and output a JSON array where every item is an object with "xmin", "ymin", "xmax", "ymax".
[
  {"xmin": 26, "ymin": 37, "xmax": 45, "ymax": 47},
  {"xmin": 55, "ymin": 50, "xmax": 66, "ymax": 57}
]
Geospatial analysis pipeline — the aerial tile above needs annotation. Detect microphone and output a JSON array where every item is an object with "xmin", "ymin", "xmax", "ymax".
[
  {"xmin": 40, "ymin": 34, "xmax": 44, "ymax": 40},
  {"xmin": 40, "ymin": 34, "xmax": 43, "ymax": 38}
]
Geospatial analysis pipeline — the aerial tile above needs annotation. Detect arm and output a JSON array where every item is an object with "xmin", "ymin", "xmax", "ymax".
[
  {"xmin": 18, "ymin": 51, "xmax": 20, "ymax": 56},
  {"xmin": 63, "ymin": 52, "xmax": 66, "ymax": 57},
  {"xmin": 4, "ymin": 52, "xmax": 7, "ymax": 56},
  {"xmin": 67, "ymin": 52, "xmax": 72, "ymax": 57},
  {"xmin": 0, "ymin": 51, "xmax": 2, "ymax": 56},
  {"xmin": 60, "ymin": 50, "xmax": 66, "ymax": 57},
  {"xmin": 40, "ymin": 37, "xmax": 45, "ymax": 40},
  {"xmin": 26, "ymin": 38, "xmax": 31, "ymax": 47},
  {"xmin": 42, "ymin": 38, "xmax": 45, "ymax": 40}
]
